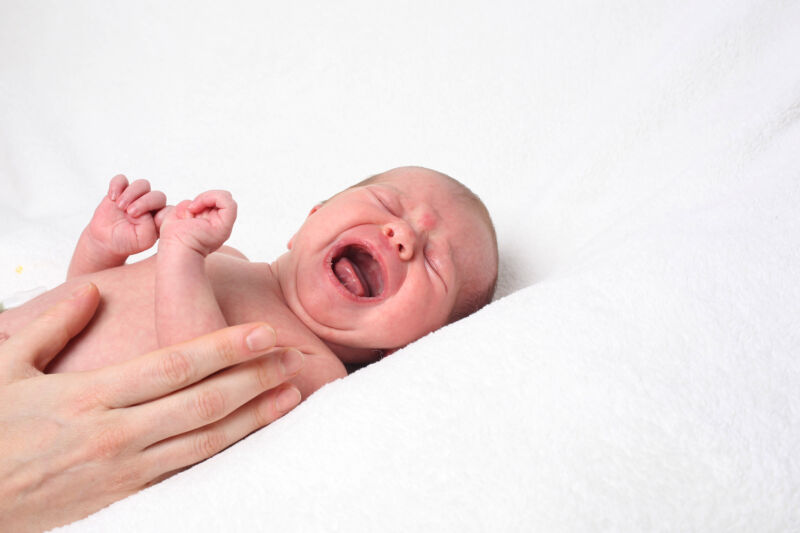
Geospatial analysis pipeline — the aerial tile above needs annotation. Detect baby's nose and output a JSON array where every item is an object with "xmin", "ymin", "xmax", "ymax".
[{"xmin": 382, "ymin": 222, "xmax": 416, "ymax": 261}]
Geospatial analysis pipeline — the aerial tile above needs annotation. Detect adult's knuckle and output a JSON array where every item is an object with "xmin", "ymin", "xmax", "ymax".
[
  {"xmin": 90, "ymin": 425, "xmax": 131, "ymax": 459},
  {"xmin": 108, "ymin": 462, "xmax": 146, "ymax": 491},
  {"xmin": 159, "ymin": 350, "xmax": 195, "ymax": 388},
  {"xmin": 66, "ymin": 383, "xmax": 105, "ymax": 414},
  {"xmin": 193, "ymin": 429, "xmax": 228, "ymax": 459},
  {"xmin": 213, "ymin": 337, "xmax": 239, "ymax": 367},
  {"xmin": 193, "ymin": 388, "xmax": 226, "ymax": 422}
]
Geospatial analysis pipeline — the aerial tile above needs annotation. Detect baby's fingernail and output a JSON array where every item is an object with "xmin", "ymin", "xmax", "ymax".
[
  {"xmin": 279, "ymin": 348, "xmax": 304, "ymax": 376},
  {"xmin": 245, "ymin": 325, "xmax": 276, "ymax": 352},
  {"xmin": 275, "ymin": 387, "xmax": 301, "ymax": 413},
  {"xmin": 127, "ymin": 206, "xmax": 139, "ymax": 216}
]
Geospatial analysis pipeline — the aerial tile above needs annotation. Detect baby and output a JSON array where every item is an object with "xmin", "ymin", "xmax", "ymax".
[{"xmin": 0, "ymin": 166, "xmax": 498, "ymax": 398}]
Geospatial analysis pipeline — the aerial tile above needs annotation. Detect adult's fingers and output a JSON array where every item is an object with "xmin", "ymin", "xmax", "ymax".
[
  {"xmin": 142, "ymin": 383, "xmax": 302, "ymax": 475},
  {"xmin": 95, "ymin": 323, "xmax": 281, "ymax": 408},
  {"xmin": 0, "ymin": 283, "xmax": 99, "ymax": 381},
  {"xmin": 130, "ymin": 347, "xmax": 304, "ymax": 447}
]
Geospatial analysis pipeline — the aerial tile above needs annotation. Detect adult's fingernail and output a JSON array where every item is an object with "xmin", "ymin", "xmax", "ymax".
[
  {"xmin": 275, "ymin": 387, "xmax": 301, "ymax": 413},
  {"xmin": 245, "ymin": 325, "xmax": 276, "ymax": 352},
  {"xmin": 280, "ymin": 348, "xmax": 304, "ymax": 376},
  {"xmin": 70, "ymin": 283, "xmax": 94, "ymax": 299}
]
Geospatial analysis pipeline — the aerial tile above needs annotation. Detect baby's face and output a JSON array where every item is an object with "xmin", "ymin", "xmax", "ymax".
[{"xmin": 278, "ymin": 167, "xmax": 495, "ymax": 363}]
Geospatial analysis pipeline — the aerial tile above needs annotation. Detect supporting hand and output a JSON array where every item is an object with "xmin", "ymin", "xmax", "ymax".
[{"xmin": 0, "ymin": 283, "xmax": 303, "ymax": 532}]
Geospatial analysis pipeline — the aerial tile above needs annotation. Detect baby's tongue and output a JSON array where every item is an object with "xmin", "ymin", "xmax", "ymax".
[{"xmin": 333, "ymin": 257, "xmax": 368, "ymax": 297}]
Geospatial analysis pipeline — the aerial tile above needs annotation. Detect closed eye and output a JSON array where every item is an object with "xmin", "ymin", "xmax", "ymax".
[
  {"xmin": 370, "ymin": 189, "xmax": 403, "ymax": 217},
  {"xmin": 370, "ymin": 190, "xmax": 392, "ymax": 214},
  {"xmin": 424, "ymin": 246, "xmax": 448, "ymax": 291}
]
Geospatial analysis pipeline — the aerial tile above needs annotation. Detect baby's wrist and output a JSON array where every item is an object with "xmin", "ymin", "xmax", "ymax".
[{"xmin": 157, "ymin": 235, "xmax": 211, "ymax": 259}]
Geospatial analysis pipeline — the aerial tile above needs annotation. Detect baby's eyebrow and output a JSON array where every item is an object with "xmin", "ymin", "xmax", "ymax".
[
  {"xmin": 371, "ymin": 182, "xmax": 402, "ymax": 194},
  {"xmin": 371, "ymin": 184, "xmax": 405, "ymax": 207}
]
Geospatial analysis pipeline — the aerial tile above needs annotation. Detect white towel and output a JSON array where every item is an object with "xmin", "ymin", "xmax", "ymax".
[{"xmin": 0, "ymin": 0, "xmax": 797, "ymax": 530}]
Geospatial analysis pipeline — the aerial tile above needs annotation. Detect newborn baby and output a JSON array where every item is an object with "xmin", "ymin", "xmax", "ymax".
[{"xmin": 0, "ymin": 166, "xmax": 498, "ymax": 398}]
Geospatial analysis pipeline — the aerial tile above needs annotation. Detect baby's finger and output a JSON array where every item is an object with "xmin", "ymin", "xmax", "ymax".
[
  {"xmin": 188, "ymin": 190, "xmax": 236, "ymax": 215},
  {"xmin": 153, "ymin": 205, "xmax": 173, "ymax": 230},
  {"xmin": 117, "ymin": 179, "xmax": 151, "ymax": 210},
  {"xmin": 142, "ymin": 384, "xmax": 301, "ymax": 474},
  {"xmin": 126, "ymin": 190, "xmax": 167, "ymax": 218},
  {"xmin": 108, "ymin": 174, "xmax": 129, "ymax": 202},
  {"xmin": 94, "ymin": 323, "xmax": 279, "ymax": 408},
  {"xmin": 130, "ymin": 348, "xmax": 304, "ymax": 447}
]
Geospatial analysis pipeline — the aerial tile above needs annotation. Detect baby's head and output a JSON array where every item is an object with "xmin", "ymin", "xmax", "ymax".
[{"xmin": 277, "ymin": 166, "xmax": 498, "ymax": 365}]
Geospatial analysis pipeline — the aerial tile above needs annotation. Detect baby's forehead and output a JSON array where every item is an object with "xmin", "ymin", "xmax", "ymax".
[
  {"xmin": 372, "ymin": 172, "xmax": 471, "ymax": 207},
  {"xmin": 373, "ymin": 173, "xmax": 490, "ymax": 233}
]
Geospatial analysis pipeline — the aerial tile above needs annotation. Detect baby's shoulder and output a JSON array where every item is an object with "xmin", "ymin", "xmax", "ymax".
[
  {"xmin": 216, "ymin": 245, "xmax": 248, "ymax": 260},
  {"xmin": 285, "ymin": 330, "xmax": 347, "ymax": 398}
]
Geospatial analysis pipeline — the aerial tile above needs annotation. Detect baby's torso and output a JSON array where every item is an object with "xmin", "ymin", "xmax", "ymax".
[{"xmin": 1, "ymin": 253, "xmax": 346, "ymax": 392}]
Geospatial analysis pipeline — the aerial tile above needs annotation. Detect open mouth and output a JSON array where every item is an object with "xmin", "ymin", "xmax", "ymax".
[{"xmin": 330, "ymin": 244, "xmax": 384, "ymax": 298}]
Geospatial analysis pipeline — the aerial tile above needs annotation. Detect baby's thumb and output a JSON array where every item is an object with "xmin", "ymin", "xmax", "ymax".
[
  {"xmin": 174, "ymin": 200, "xmax": 194, "ymax": 220},
  {"xmin": 154, "ymin": 205, "xmax": 174, "ymax": 230}
]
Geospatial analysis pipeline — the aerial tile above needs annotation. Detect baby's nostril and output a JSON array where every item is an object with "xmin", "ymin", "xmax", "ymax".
[{"xmin": 398, "ymin": 244, "xmax": 404, "ymax": 254}]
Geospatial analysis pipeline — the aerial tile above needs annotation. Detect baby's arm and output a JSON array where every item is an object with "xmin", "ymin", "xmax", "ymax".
[
  {"xmin": 68, "ymin": 176, "xmax": 167, "ymax": 279},
  {"xmin": 155, "ymin": 191, "xmax": 237, "ymax": 347}
]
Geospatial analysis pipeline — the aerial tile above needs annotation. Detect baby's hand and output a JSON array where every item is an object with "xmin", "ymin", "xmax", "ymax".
[
  {"xmin": 86, "ymin": 175, "xmax": 167, "ymax": 258},
  {"xmin": 158, "ymin": 190, "xmax": 237, "ymax": 256}
]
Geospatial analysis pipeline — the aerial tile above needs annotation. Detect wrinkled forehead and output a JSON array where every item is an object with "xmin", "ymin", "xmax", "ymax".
[{"xmin": 372, "ymin": 172, "xmax": 481, "ymax": 230}]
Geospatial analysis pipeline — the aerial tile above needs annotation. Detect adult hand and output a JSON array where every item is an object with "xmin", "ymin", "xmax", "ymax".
[{"xmin": 0, "ymin": 283, "xmax": 304, "ymax": 532}]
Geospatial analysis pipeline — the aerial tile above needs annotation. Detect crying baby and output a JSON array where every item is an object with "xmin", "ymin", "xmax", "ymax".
[{"xmin": 0, "ymin": 166, "xmax": 498, "ymax": 398}]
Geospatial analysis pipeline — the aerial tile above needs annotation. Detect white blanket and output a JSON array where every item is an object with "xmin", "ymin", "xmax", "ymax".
[{"xmin": 1, "ymin": 1, "xmax": 798, "ymax": 530}]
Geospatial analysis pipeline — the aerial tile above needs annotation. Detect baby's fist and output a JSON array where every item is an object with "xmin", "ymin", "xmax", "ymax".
[
  {"xmin": 159, "ymin": 190, "xmax": 237, "ymax": 256},
  {"xmin": 88, "ymin": 175, "xmax": 167, "ymax": 258}
]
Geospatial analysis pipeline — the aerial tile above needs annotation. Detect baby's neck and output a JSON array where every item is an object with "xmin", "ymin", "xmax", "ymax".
[{"xmin": 269, "ymin": 252, "xmax": 377, "ymax": 366}]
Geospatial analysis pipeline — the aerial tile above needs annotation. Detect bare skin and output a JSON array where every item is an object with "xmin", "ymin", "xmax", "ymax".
[
  {"xmin": 0, "ymin": 284, "xmax": 304, "ymax": 532},
  {"xmin": 0, "ymin": 167, "xmax": 496, "ymax": 399},
  {"xmin": 0, "ymin": 235, "xmax": 344, "ymax": 401},
  {"xmin": 0, "ymin": 176, "xmax": 345, "ymax": 399},
  {"xmin": 0, "ymin": 167, "xmax": 496, "ymax": 531}
]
